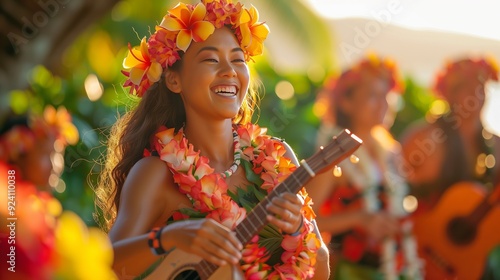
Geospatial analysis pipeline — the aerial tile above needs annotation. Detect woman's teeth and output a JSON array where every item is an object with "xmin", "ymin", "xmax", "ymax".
[{"xmin": 214, "ymin": 86, "xmax": 237, "ymax": 96}]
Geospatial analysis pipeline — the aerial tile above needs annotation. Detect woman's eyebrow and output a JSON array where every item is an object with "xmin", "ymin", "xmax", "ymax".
[{"xmin": 197, "ymin": 46, "xmax": 244, "ymax": 55}]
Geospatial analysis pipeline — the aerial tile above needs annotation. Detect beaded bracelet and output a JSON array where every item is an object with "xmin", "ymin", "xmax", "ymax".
[{"xmin": 148, "ymin": 226, "xmax": 175, "ymax": 255}]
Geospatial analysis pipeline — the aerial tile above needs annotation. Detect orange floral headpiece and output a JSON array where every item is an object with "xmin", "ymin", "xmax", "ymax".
[
  {"xmin": 122, "ymin": 0, "xmax": 270, "ymax": 97},
  {"xmin": 323, "ymin": 54, "xmax": 403, "ymax": 100},
  {"xmin": 433, "ymin": 57, "xmax": 499, "ymax": 99},
  {"xmin": 0, "ymin": 106, "xmax": 79, "ymax": 162}
]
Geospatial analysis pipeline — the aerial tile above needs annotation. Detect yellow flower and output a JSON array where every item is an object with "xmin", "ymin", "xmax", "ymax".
[
  {"xmin": 160, "ymin": 3, "xmax": 216, "ymax": 51},
  {"xmin": 53, "ymin": 211, "xmax": 116, "ymax": 280},
  {"xmin": 123, "ymin": 37, "xmax": 163, "ymax": 94},
  {"xmin": 238, "ymin": 5, "xmax": 269, "ymax": 57}
]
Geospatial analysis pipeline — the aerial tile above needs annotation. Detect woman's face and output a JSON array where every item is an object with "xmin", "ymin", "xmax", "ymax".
[
  {"xmin": 344, "ymin": 75, "xmax": 390, "ymax": 129},
  {"xmin": 173, "ymin": 27, "xmax": 250, "ymax": 122},
  {"xmin": 447, "ymin": 78, "xmax": 486, "ymax": 119}
]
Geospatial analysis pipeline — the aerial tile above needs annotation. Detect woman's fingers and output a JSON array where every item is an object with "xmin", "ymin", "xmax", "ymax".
[
  {"xmin": 191, "ymin": 220, "xmax": 242, "ymax": 265},
  {"xmin": 266, "ymin": 193, "xmax": 303, "ymax": 233}
]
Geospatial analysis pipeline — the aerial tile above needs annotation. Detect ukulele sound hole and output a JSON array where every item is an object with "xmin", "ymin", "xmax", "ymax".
[
  {"xmin": 173, "ymin": 270, "xmax": 200, "ymax": 280},
  {"xmin": 446, "ymin": 217, "xmax": 477, "ymax": 245}
]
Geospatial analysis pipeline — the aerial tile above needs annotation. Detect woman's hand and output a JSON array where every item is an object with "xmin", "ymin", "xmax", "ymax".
[
  {"xmin": 163, "ymin": 219, "xmax": 242, "ymax": 266},
  {"xmin": 362, "ymin": 212, "xmax": 399, "ymax": 241},
  {"xmin": 266, "ymin": 193, "xmax": 304, "ymax": 234}
]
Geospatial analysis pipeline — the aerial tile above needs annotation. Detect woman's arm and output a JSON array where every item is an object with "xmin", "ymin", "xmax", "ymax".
[
  {"xmin": 108, "ymin": 156, "xmax": 178, "ymax": 278},
  {"xmin": 109, "ymin": 156, "xmax": 243, "ymax": 278}
]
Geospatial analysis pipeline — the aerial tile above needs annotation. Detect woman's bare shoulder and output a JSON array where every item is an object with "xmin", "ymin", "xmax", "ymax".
[
  {"xmin": 109, "ymin": 157, "xmax": 176, "ymax": 240},
  {"xmin": 125, "ymin": 156, "xmax": 172, "ymax": 191}
]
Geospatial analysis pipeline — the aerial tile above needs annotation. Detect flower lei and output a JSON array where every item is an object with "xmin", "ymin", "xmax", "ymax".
[
  {"xmin": 122, "ymin": 0, "xmax": 270, "ymax": 97},
  {"xmin": 149, "ymin": 123, "xmax": 321, "ymax": 279},
  {"xmin": 433, "ymin": 57, "xmax": 499, "ymax": 99}
]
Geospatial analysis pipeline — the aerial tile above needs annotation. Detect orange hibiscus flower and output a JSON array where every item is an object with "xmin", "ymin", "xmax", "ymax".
[{"xmin": 160, "ymin": 3, "xmax": 216, "ymax": 52}]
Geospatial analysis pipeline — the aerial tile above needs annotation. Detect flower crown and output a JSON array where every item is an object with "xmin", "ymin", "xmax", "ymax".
[
  {"xmin": 433, "ymin": 57, "xmax": 499, "ymax": 99},
  {"xmin": 324, "ymin": 54, "xmax": 403, "ymax": 99},
  {"xmin": 122, "ymin": 0, "xmax": 270, "ymax": 97},
  {"xmin": 0, "ymin": 106, "xmax": 79, "ymax": 162}
]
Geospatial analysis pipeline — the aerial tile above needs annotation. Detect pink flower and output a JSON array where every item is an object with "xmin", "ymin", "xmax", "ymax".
[
  {"xmin": 173, "ymin": 168, "xmax": 197, "ymax": 194},
  {"xmin": 271, "ymin": 263, "xmax": 299, "ymax": 280},
  {"xmin": 241, "ymin": 262, "xmax": 271, "ymax": 280},
  {"xmin": 282, "ymin": 234, "xmax": 301, "ymax": 252},
  {"xmin": 194, "ymin": 156, "xmax": 215, "ymax": 179},
  {"xmin": 261, "ymin": 155, "xmax": 277, "ymax": 172},
  {"xmin": 203, "ymin": 0, "xmax": 242, "ymax": 28},
  {"xmin": 205, "ymin": 199, "xmax": 246, "ymax": 229},
  {"xmin": 160, "ymin": 140, "xmax": 198, "ymax": 173},
  {"xmin": 160, "ymin": 141, "xmax": 184, "ymax": 168},
  {"xmin": 260, "ymin": 172, "xmax": 278, "ymax": 192},
  {"xmin": 242, "ymin": 146, "xmax": 255, "ymax": 161},
  {"xmin": 155, "ymin": 127, "xmax": 176, "ymax": 144},
  {"xmin": 242, "ymin": 240, "xmax": 269, "ymax": 263},
  {"xmin": 198, "ymin": 174, "xmax": 224, "ymax": 211},
  {"xmin": 148, "ymin": 27, "xmax": 180, "ymax": 67}
]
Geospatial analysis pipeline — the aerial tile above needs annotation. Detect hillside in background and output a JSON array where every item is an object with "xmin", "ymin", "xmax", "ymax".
[
  {"xmin": 329, "ymin": 17, "xmax": 500, "ymax": 84},
  {"xmin": 327, "ymin": 17, "xmax": 500, "ymax": 135}
]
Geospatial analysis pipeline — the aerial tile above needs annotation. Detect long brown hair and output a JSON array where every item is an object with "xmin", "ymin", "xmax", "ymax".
[{"xmin": 94, "ymin": 60, "xmax": 260, "ymax": 231}]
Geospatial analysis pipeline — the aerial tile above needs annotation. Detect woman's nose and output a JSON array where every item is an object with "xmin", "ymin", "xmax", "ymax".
[{"xmin": 219, "ymin": 60, "xmax": 237, "ymax": 77}]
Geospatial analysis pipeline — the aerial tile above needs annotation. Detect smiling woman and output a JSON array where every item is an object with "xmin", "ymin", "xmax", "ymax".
[{"xmin": 94, "ymin": 1, "xmax": 330, "ymax": 279}]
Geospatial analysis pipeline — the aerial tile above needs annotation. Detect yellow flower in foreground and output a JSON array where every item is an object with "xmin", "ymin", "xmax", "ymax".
[
  {"xmin": 238, "ymin": 5, "xmax": 269, "ymax": 56},
  {"xmin": 160, "ymin": 3, "xmax": 215, "ymax": 51},
  {"xmin": 53, "ymin": 211, "xmax": 116, "ymax": 280}
]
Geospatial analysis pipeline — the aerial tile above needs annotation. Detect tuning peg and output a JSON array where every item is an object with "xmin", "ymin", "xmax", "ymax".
[
  {"xmin": 350, "ymin": 155, "xmax": 359, "ymax": 164},
  {"xmin": 333, "ymin": 165, "xmax": 342, "ymax": 177}
]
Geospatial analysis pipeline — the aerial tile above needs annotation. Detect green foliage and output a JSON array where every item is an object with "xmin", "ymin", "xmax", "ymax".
[{"xmin": 391, "ymin": 78, "xmax": 435, "ymax": 139}]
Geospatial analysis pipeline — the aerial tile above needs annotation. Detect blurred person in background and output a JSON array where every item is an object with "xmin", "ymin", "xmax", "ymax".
[
  {"xmin": 308, "ymin": 54, "xmax": 422, "ymax": 280},
  {"xmin": 400, "ymin": 57, "xmax": 500, "ymax": 280},
  {"xmin": 0, "ymin": 107, "xmax": 115, "ymax": 280}
]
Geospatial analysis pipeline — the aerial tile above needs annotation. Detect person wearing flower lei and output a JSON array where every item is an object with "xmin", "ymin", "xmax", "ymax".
[
  {"xmin": 308, "ymin": 54, "xmax": 422, "ymax": 279},
  {"xmin": 95, "ymin": 0, "xmax": 330, "ymax": 279},
  {"xmin": 0, "ymin": 106, "xmax": 115, "ymax": 279},
  {"xmin": 0, "ymin": 105, "xmax": 79, "ymax": 190},
  {"xmin": 400, "ymin": 57, "xmax": 500, "ymax": 279},
  {"xmin": 401, "ymin": 57, "xmax": 500, "ymax": 212}
]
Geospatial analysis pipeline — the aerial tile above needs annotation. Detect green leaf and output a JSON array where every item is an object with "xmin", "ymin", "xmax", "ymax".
[
  {"xmin": 177, "ymin": 208, "xmax": 206, "ymax": 219},
  {"xmin": 252, "ymin": 184, "xmax": 267, "ymax": 202},
  {"xmin": 242, "ymin": 159, "xmax": 263, "ymax": 186}
]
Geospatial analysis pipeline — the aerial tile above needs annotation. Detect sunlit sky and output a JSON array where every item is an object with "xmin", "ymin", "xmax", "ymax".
[
  {"xmin": 305, "ymin": 0, "xmax": 500, "ymax": 134},
  {"xmin": 306, "ymin": 0, "xmax": 500, "ymax": 42}
]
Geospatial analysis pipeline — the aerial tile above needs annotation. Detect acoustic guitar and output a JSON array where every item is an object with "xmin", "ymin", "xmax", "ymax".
[
  {"xmin": 144, "ymin": 129, "xmax": 362, "ymax": 280},
  {"xmin": 412, "ymin": 181, "xmax": 500, "ymax": 280}
]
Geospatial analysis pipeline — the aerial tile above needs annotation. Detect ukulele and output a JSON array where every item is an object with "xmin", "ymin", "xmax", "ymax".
[
  {"xmin": 144, "ymin": 129, "xmax": 362, "ymax": 280},
  {"xmin": 412, "ymin": 181, "xmax": 500, "ymax": 280}
]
